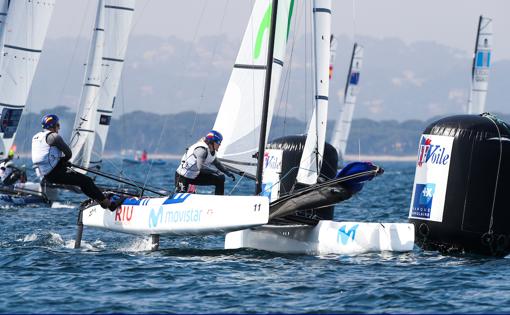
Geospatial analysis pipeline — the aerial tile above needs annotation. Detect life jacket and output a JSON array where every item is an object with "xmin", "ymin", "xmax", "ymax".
[
  {"xmin": 32, "ymin": 130, "xmax": 62, "ymax": 176},
  {"xmin": 176, "ymin": 140, "xmax": 216, "ymax": 179},
  {"xmin": 0, "ymin": 160, "xmax": 13, "ymax": 182}
]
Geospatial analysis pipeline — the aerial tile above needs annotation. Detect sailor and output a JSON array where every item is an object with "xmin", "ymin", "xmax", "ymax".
[
  {"xmin": 31, "ymin": 114, "xmax": 121, "ymax": 211},
  {"xmin": 175, "ymin": 130, "xmax": 235, "ymax": 195},
  {"xmin": 0, "ymin": 149, "xmax": 26, "ymax": 186}
]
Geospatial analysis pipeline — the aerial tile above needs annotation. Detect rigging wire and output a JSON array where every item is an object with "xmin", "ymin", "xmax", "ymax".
[
  {"xmin": 188, "ymin": 0, "xmax": 231, "ymax": 146},
  {"xmin": 141, "ymin": 1, "xmax": 209, "ymax": 192},
  {"xmin": 483, "ymin": 114, "xmax": 503, "ymax": 235}
]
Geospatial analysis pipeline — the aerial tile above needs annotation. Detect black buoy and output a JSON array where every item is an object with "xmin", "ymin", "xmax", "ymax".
[
  {"xmin": 265, "ymin": 135, "xmax": 338, "ymax": 220},
  {"xmin": 408, "ymin": 114, "xmax": 510, "ymax": 257}
]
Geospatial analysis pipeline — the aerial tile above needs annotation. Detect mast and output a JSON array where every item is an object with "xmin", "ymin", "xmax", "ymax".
[{"xmin": 255, "ymin": 0, "xmax": 279, "ymax": 195}]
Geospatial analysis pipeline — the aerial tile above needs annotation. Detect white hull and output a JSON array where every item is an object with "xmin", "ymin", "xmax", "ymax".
[
  {"xmin": 82, "ymin": 193, "xmax": 269, "ymax": 236},
  {"xmin": 225, "ymin": 221, "xmax": 415, "ymax": 255}
]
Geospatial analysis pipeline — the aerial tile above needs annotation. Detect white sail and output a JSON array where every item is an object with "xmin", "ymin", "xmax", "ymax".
[
  {"xmin": 467, "ymin": 15, "xmax": 492, "ymax": 115},
  {"xmin": 69, "ymin": 0, "xmax": 106, "ymax": 168},
  {"xmin": 296, "ymin": 0, "xmax": 332, "ymax": 185},
  {"xmin": 0, "ymin": 0, "xmax": 55, "ymax": 157},
  {"xmin": 0, "ymin": 0, "xmax": 9, "ymax": 58},
  {"xmin": 90, "ymin": 0, "xmax": 135, "ymax": 167},
  {"xmin": 331, "ymin": 43, "xmax": 364, "ymax": 161},
  {"xmin": 214, "ymin": 0, "xmax": 294, "ymax": 177}
]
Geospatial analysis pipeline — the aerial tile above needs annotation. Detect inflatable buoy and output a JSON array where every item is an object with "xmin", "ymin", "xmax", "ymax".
[{"xmin": 409, "ymin": 114, "xmax": 510, "ymax": 257}]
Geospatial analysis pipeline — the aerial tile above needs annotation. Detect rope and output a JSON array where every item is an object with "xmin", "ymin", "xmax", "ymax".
[
  {"xmin": 482, "ymin": 113, "xmax": 503, "ymax": 235},
  {"xmin": 188, "ymin": 0, "xmax": 231, "ymax": 146}
]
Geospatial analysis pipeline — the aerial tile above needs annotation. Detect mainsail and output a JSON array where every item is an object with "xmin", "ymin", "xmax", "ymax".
[
  {"xmin": 330, "ymin": 43, "xmax": 364, "ymax": 162},
  {"xmin": 467, "ymin": 15, "xmax": 492, "ymax": 115},
  {"xmin": 0, "ymin": 0, "xmax": 55, "ymax": 157},
  {"xmin": 296, "ymin": 0, "xmax": 332, "ymax": 185},
  {"xmin": 90, "ymin": 0, "xmax": 135, "ymax": 167},
  {"xmin": 214, "ymin": 0, "xmax": 294, "ymax": 177},
  {"xmin": 70, "ymin": 0, "xmax": 106, "ymax": 168}
]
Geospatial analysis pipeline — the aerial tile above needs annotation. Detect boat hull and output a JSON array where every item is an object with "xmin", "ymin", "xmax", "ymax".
[
  {"xmin": 224, "ymin": 221, "xmax": 415, "ymax": 255},
  {"xmin": 82, "ymin": 193, "xmax": 269, "ymax": 235}
]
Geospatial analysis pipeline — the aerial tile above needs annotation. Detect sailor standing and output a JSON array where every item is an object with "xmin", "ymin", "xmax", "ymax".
[
  {"xmin": 175, "ymin": 130, "xmax": 235, "ymax": 195},
  {"xmin": 31, "ymin": 114, "xmax": 121, "ymax": 210}
]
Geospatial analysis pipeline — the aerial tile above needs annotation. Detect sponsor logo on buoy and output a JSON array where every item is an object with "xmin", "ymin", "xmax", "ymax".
[{"xmin": 417, "ymin": 136, "xmax": 450, "ymax": 167}]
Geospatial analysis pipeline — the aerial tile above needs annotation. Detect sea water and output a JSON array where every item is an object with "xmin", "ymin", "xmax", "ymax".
[{"xmin": 1, "ymin": 160, "xmax": 509, "ymax": 313}]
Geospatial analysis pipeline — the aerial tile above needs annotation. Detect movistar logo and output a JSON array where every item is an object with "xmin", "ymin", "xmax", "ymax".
[
  {"xmin": 337, "ymin": 224, "xmax": 359, "ymax": 245},
  {"xmin": 149, "ymin": 206, "xmax": 163, "ymax": 228}
]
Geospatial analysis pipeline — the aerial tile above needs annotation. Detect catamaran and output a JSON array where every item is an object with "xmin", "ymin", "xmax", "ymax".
[
  {"xmin": 467, "ymin": 15, "xmax": 492, "ymax": 115},
  {"xmin": 0, "ymin": 0, "xmax": 136, "ymax": 205},
  {"xmin": 76, "ymin": 0, "xmax": 414, "ymax": 255}
]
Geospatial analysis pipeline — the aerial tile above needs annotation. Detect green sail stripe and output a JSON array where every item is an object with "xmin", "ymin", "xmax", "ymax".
[
  {"xmin": 254, "ymin": 3, "xmax": 272, "ymax": 59},
  {"xmin": 286, "ymin": 0, "xmax": 294, "ymax": 40}
]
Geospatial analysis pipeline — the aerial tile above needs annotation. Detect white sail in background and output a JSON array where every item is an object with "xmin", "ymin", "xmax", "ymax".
[
  {"xmin": 0, "ymin": 0, "xmax": 9, "ymax": 58},
  {"xmin": 296, "ymin": 0, "xmax": 332, "ymax": 185},
  {"xmin": 0, "ymin": 0, "xmax": 55, "ymax": 157},
  {"xmin": 90, "ymin": 0, "xmax": 135, "ymax": 167},
  {"xmin": 214, "ymin": 0, "xmax": 294, "ymax": 177},
  {"xmin": 70, "ymin": 0, "xmax": 106, "ymax": 168},
  {"xmin": 467, "ymin": 15, "xmax": 492, "ymax": 115},
  {"xmin": 331, "ymin": 43, "xmax": 364, "ymax": 162}
]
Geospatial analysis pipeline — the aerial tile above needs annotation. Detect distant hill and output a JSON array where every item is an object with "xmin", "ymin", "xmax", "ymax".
[
  {"xmin": 29, "ymin": 34, "xmax": 510, "ymax": 123},
  {"xmin": 18, "ymin": 108, "xmax": 510, "ymax": 156}
]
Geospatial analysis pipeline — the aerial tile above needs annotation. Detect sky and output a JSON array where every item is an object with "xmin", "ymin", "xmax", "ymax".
[{"xmin": 48, "ymin": 0, "xmax": 510, "ymax": 61}]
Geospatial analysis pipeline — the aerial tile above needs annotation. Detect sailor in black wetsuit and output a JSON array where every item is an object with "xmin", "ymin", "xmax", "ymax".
[
  {"xmin": 175, "ymin": 130, "xmax": 235, "ymax": 195},
  {"xmin": 31, "ymin": 114, "xmax": 121, "ymax": 211}
]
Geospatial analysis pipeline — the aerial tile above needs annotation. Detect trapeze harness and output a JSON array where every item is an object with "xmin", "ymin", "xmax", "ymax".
[{"xmin": 176, "ymin": 140, "xmax": 216, "ymax": 179}]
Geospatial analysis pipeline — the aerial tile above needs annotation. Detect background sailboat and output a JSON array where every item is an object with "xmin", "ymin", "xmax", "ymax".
[
  {"xmin": 467, "ymin": 15, "xmax": 492, "ymax": 114},
  {"xmin": 0, "ymin": 0, "xmax": 55, "ymax": 157},
  {"xmin": 70, "ymin": 0, "xmax": 135, "ymax": 171},
  {"xmin": 330, "ymin": 42, "xmax": 364, "ymax": 165}
]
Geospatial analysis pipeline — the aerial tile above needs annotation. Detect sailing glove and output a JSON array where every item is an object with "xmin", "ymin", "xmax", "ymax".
[{"xmin": 226, "ymin": 172, "xmax": 235, "ymax": 182}]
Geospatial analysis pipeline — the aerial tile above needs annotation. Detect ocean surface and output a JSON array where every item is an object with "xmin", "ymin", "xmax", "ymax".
[{"xmin": 1, "ymin": 159, "xmax": 510, "ymax": 314}]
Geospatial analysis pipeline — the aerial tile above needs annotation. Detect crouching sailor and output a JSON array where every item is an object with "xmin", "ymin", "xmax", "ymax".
[
  {"xmin": 175, "ymin": 130, "xmax": 235, "ymax": 195},
  {"xmin": 31, "ymin": 114, "xmax": 121, "ymax": 211}
]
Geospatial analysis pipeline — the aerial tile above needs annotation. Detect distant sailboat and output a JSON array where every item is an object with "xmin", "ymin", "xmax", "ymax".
[
  {"xmin": 0, "ymin": 0, "xmax": 55, "ymax": 157},
  {"xmin": 330, "ymin": 42, "xmax": 364, "ymax": 164},
  {"xmin": 70, "ymin": 0, "xmax": 135, "ymax": 170},
  {"xmin": 467, "ymin": 15, "xmax": 492, "ymax": 114}
]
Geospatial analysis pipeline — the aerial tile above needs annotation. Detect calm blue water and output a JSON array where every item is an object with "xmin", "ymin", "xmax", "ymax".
[{"xmin": 1, "ymin": 160, "xmax": 510, "ymax": 314}]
